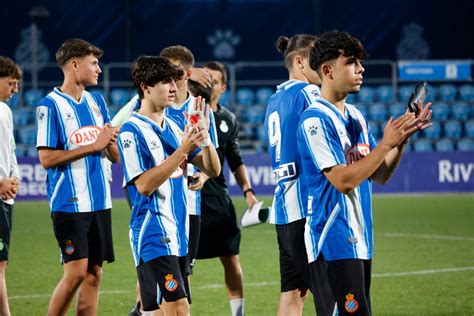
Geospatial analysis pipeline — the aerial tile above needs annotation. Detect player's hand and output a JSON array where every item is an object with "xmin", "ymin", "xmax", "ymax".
[
  {"xmin": 381, "ymin": 113, "xmax": 419, "ymax": 149},
  {"xmin": 0, "ymin": 177, "xmax": 20, "ymax": 200},
  {"xmin": 190, "ymin": 67, "xmax": 212, "ymax": 88},
  {"xmin": 188, "ymin": 172, "xmax": 207, "ymax": 191},
  {"xmin": 181, "ymin": 125, "xmax": 202, "ymax": 154},
  {"xmin": 245, "ymin": 191, "xmax": 259, "ymax": 210},
  {"xmin": 93, "ymin": 124, "xmax": 119, "ymax": 151}
]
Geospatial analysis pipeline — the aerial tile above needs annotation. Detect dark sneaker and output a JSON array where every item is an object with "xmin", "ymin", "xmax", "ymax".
[{"xmin": 128, "ymin": 302, "xmax": 142, "ymax": 316}]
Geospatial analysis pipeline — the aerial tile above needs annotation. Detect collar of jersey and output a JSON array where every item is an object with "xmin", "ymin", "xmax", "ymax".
[
  {"xmin": 315, "ymin": 97, "xmax": 349, "ymax": 123},
  {"xmin": 131, "ymin": 111, "xmax": 168, "ymax": 133},
  {"xmin": 277, "ymin": 79, "xmax": 305, "ymax": 91},
  {"xmin": 53, "ymin": 87, "xmax": 85, "ymax": 104}
]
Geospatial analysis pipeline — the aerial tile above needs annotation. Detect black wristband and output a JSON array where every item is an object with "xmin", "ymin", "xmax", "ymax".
[{"xmin": 243, "ymin": 188, "xmax": 255, "ymax": 197}]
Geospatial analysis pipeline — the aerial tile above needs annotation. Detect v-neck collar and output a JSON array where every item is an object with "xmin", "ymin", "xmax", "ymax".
[{"xmin": 317, "ymin": 97, "xmax": 349, "ymax": 123}]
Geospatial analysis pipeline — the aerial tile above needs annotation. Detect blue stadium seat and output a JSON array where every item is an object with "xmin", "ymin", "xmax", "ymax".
[
  {"xmin": 236, "ymin": 87, "xmax": 255, "ymax": 106},
  {"xmin": 13, "ymin": 109, "xmax": 35, "ymax": 126},
  {"xmin": 219, "ymin": 90, "xmax": 231, "ymax": 108},
  {"xmin": 459, "ymin": 84, "xmax": 474, "ymax": 102},
  {"xmin": 451, "ymin": 102, "xmax": 471, "ymax": 121},
  {"xmin": 457, "ymin": 138, "xmax": 474, "ymax": 151},
  {"xmin": 464, "ymin": 120, "xmax": 474, "ymax": 138},
  {"xmin": 423, "ymin": 121, "xmax": 441, "ymax": 140},
  {"xmin": 88, "ymin": 88, "xmax": 105, "ymax": 96},
  {"xmin": 26, "ymin": 146, "xmax": 39, "ymax": 158},
  {"xmin": 256, "ymin": 126, "xmax": 267, "ymax": 142},
  {"xmin": 413, "ymin": 138, "xmax": 433, "ymax": 152},
  {"xmin": 388, "ymin": 102, "xmax": 406, "ymax": 118},
  {"xmin": 109, "ymin": 88, "xmax": 130, "ymax": 106},
  {"xmin": 24, "ymin": 89, "xmax": 44, "ymax": 106},
  {"xmin": 376, "ymin": 85, "xmax": 394, "ymax": 103},
  {"xmin": 358, "ymin": 86, "xmax": 375, "ymax": 103},
  {"xmin": 443, "ymin": 120, "xmax": 462, "ymax": 139},
  {"xmin": 369, "ymin": 122, "xmax": 381, "ymax": 139},
  {"xmin": 438, "ymin": 84, "xmax": 457, "ymax": 102},
  {"xmin": 398, "ymin": 85, "xmax": 413, "ymax": 102},
  {"xmin": 432, "ymin": 102, "xmax": 450, "ymax": 121},
  {"xmin": 255, "ymin": 87, "xmax": 274, "ymax": 105},
  {"xmin": 435, "ymin": 138, "xmax": 455, "ymax": 152},
  {"xmin": 16, "ymin": 125, "xmax": 36, "ymax": 145},
  {"xmin": 244, "ymin": 105, "xmax": 265, "ymax": 123},
  {"xmin": 346, "ymin": 93, "xmax": 357, "ymax": 104},
  {"xmin": 6, "ymin": 93, "xmax": 21, "ymax": 108},
  {"xmin": 368, "ymin": 103, "xmax": 388, "ymax": 122},
  {"xmin": 15, "ymin": 145, "xmax": 28, "ymax": 157}
]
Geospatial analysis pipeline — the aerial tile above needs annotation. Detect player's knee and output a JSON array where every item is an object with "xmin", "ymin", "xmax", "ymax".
[{"xmin": 174, "ymin": 298, "xmax": 189, "ymax": 315}]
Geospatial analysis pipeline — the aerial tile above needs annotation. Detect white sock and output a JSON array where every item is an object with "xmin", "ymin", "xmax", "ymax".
[{"xmin": 229, "ymin": 298, "xmax": 244, "ymax": 316}]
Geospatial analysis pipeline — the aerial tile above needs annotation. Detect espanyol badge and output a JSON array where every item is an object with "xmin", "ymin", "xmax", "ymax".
[
  {"xmin": 164, "ymin": 273, "xmax": 178, "ymax": 292},
  {"xmin": 344, "ymin": 293, "xmax": 359, "ymax": 313},
  {"xmin": 0, "ymin": 238, "xmax": 4, "ymax": 251},
  {"xmin": 220, "ymin": 120, "xmax": 229, "ymax": 133},
  {"xmin": 64, "ymin": 240, "xmax": 75, "ymax": 255}
]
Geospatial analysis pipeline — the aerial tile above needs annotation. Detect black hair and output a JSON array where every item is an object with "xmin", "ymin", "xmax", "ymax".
[
  {"xmin": 309, "ymin": 31, "xmax": 368, "ymax": 76},
  {"xmin": 131, "ymin": 56, "xmax": 184, "ymax": 99},
  {"xmin": 276, "ymin": 34, "xmax": 317, "ymax": 70},
  {"xmin": 188, "ymin": 79, "xmax": 213, "ymax": 101},
  {"xmin": 204, "ymin": 61, "xmax": 228, "ymax": 84},
  {"xmin": 56, "ymin": 39, "xmax": 103, "ymax": 67},
  {"xmin": 0, "ymin": 56, "xmax": 22, "ymax": 79}
]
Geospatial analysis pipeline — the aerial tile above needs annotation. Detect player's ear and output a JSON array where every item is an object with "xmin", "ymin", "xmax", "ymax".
[
  {"xmin": 294, "ymin": 55, "xmax": 304, "ymax": 70},
  {"xmin": 322, "ymin": 63, "xmax": 333, "ymax": 80}
]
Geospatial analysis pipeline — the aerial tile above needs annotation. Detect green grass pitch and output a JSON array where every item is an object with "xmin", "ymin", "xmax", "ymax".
[{"xmin": 7, "ymin": 194, "xmax": 474, "ymax": 315}]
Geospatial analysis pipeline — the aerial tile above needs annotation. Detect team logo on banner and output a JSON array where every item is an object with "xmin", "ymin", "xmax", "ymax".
[
  {"xmin": 344, "ymin": 293, "xmax": 359, "ymax": 313},
  {"xmin": 164, "ymin": 274, "xmax": 178, "ymax": 292},
  {"xmin": 64, "ymin": 240, "xmax": 75, "ymax": 255}
]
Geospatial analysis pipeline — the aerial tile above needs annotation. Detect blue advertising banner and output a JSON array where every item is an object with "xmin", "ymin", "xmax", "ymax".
[
  {"xmin": 14, "ymin": 152, "xmax": 474, "ymax": 201},
  {"xmin": 398, "ymin": 60, "xmax": 472, "ymax": 81}
]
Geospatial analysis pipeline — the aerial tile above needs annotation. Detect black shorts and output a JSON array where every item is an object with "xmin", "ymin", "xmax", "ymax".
[
  {"xmin": 197, "ymin": 194, "xmax": 240, "ymax": 259},
  {"xmin": 310, "ymin": 258, "xmax": 372, "ymax": 316},
  {"xmin": 52, "ymin": 209, "xmax": 115, "ymax": 264},
  {"xmin": 0, "ymin": 201, "xmax": 13, "ymax": 261},
  {"xmin": 275, "ymin": 219, "xmax": 311, "ymax": 292},
  {"xmin": 185, "ymin": 214, "xmax": 200, "ymax": 275},
  {"xmin": 137, "ymin": 256, "xmax": 190, "ymax": 311}
]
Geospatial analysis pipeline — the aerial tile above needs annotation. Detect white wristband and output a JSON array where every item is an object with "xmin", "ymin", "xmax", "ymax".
[{"xmin": 200, "ymin": 136, "xmax": 212, "ymax": 148}]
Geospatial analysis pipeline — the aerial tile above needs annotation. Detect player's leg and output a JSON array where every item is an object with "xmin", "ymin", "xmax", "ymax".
[
  {"xmin": 275, "ymin": 220, "xmax": 311, "ymax": 316},
  {"xmin": 76, "ymin": 262, "xmax": 103, "ymax": 315},
  {"xmin": 185, "ymin": 214, "xmax": 201, "ymax": 300},
  {"xmin": 327, "ymin": 259, "xmax": 371, "ymax": 316},
  {"xmin": 220, "ymin": 255, "xmax": 244, "ymax": 316},
  {"xmin": 0, "ymin": 201, "xmax": 12, "ymax": 316},
  {"xmin": 308, "ymin": 254, "xmax": 336, "ymax": 316}
]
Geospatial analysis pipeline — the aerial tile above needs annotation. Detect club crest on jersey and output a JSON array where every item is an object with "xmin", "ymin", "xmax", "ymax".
[
  {"xmin": 345, "ymin": 144, "xmax": 370, "ymax": 164},
  {"xmin": 344, "ymin": 293, "xmax": 359, "ymax": 313},
  {"xmin": 70, "ymin": 126, "xmax": 102, "ymax": 146},
  {"xmin": 164, "ymin": 274, "xmax": 178, "ymax": 292},
  {"xmin": 64, "ymin": 240, "xmax": 75, "ymax": 255},
  {"xmin": 91, "ymin": 104, "xmax": 102, "ymax": 118},
  {"xmin": 220, "ymin": 120, "xmax": 229, "ymax": 133}
]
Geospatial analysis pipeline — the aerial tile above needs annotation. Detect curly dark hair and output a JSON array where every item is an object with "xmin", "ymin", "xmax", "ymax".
[
  {"xmin": 56, "ymin": 39, "xmax": 103, "ymax": 67},
  {"xmin": 276, "ymin": 34, "xmax": 317, "ymax": 70},
  {"xmin": 0, "ymin": 56, "xmax": 22, "ymax": 79},
  {"xmin": 131, "ymin": 56, "xmax": 184, "ymax": 99},
  {"xmin": 310, "ymin": 31, "xmax": 368, "ymax": 76}
]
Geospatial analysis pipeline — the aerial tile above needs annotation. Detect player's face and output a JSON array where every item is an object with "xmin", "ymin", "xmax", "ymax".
[
  {"xmin": 332, "ymin": 55, "xmax": 364, "ymax": 94},
  {"xmin": 75, "ymin": 55, "xmax": 101, "ymax": 86},
  {"xmin": 168, "ymin": 59, "xmax": 189, "ymax": 100},
  {"xmin": 149, "ymin": 80, "xmax": 178, "ymax": 109},
  {"xmin": 0, "ymin": 76, "xmax": 19, "ymax": 101},
  {"xmin": 205, "ymin": 68, "xmax": 226, "ymax": 103}
]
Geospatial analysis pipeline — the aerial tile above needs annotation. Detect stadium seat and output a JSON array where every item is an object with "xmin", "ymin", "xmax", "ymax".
[
  {"xmin": 358, "ymin": 86, "xmax": 375, "ymax": 103},
  {"xmin": 459, "ymin": 84, "xmax": 474, "ymax": 102},
  {"xmin": 369, "ymin": 122, "xmax": 381, "ymax": 139},
  {"xmin": 432, "ymin": 102, "xmax": 450, "ymax": 121},
  {"xmin": 109, "ymin": 88, "xmax": 130, "ymax": 106},
  {"xmin": 443, "ymin": 120, "xmax": 462, "ymax": 139},
  {"xmin": 88, "ymin": 88, "xmax": 105, "ymax": 96},
  {"xmin": 412, "ymin": 138, "xmax": 433, "ymax": 152},
  {"xmin": 451, "ymin": 102, "xmax": 471, "ymax": 121},
  {"xmin": 23, "ymin": 89, "xmax": 44, "ymax": 106},
  {"xmin": 15, "ymin": 144, "xmax": 28, "ymax": 157},
  {"xmin": 368, "ymin": 103, "xmax": 388, "ymax": 122},
  {"xmin": 398, "ymin": 85, "xmax": 413, "ymax": 102},
  {"xmin": 423, "ymin": 121, "xmax": 441, "ymax": 140},
  {"xmin": 376, "ymin": 84, "xmax": 394, "ymax": 103},
  {"xmin": 255, "ymin": 87, "xmax": 274, "ymax": 105},
  {"xmin": 346, "ymin": 93, "xmax": 356, "ymax": 104},
  {"xmin": 13, "ymin": 109, "xmax": 35, "ymax": 126},
  {"xmin": 244, "ymin": 105, "xmax": 265, "ymax": 123},
  {"xmin": 6, "ymin": 92, "xmax": 21, "ymax": 108},
  {"xmin": 219, "ymin": 90, "xmax": 231, "ymax": 108},
  {"xmin": 16, "ymin": 125, "xmax": 36, "ymax": 145},
  {"xmin": 356, "ymin": 104, "xmax": 368, "ymax": 115},
  {"xmin": 256, "ymin": 126, "xmax": 267, "ymax": 142},
  {"xmin": 388, "ymin": 102, "xmax": 406, "ymax": 118},
  {"xmin": 236, "ymin": 87, "xmax": 255, "ymax": 106},
  {"xmin": 438, "ymin": 84, "xmax": 457, "ymax": 102},
  {"xmin": 464, "ymin": 120, "xmax": 474, "ymax": 138},
  {"xmin": 435, "ymin": 138, "xmax": 455, "ymax": 152},
  {"xmin": 26, "ymin": 146, "xmax": 39, "ymax": 158},
  {"xmin": 457, "ymin": 138, "xmax": 474, "ymax": 151}
]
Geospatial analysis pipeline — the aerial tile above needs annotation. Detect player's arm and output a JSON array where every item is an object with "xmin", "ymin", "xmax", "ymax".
[
  {"xmin": 104, "ymin": 126, "xmax": 121, "ymax": 163},
  {"xmin": 233, "ymin": 165, "xmax": 259, "ymax": 208},
  {"xmin": 190, "ymin": 140, "xmax": 220, "ymax": 179},
  {"xmin": 38, "ymin": 124, "xmax": 118, "ymax": 169},
  {"xmin": 324, "ymin": 113, "xmax": 418, "ymax": 193}
]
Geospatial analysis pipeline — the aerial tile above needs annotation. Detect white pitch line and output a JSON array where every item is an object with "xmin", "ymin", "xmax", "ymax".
[
  {"xmin": 384, "ymin": 232, "xmax": 474, "ymax": 241},
  {"xmin": 9, "ymin": 266, "xmax": 474, "ymax": 300}
]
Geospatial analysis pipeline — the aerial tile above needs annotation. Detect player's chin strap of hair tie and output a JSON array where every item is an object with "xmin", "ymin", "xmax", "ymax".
[
  {"xmin": 243, "ymin": 188, "xmax": 255, "ymax": 197},
  {"xmin": 200, "ymin": 136, "xmax": 212, "ymax": 148}
]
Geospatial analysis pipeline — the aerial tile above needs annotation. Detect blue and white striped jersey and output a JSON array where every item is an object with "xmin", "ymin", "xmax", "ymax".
[
  {"xmin": 165, "ymin": 94, "xmax": 218, "ymax": 216},
  {"xmin": 118, "ymin": 112, "xmax": 201, "ymax": 265},
  {"xmin": 264, "ymin": 80, "xmax": 320, "ymax": 224},
  {"xmin": 297, "ymin": 97, "xmax": 377, "ymax": 263},
  {"xmin": 36, "ymin": 88, "xmax": 112, "ymax": 213}
]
